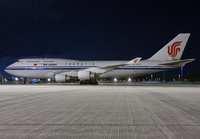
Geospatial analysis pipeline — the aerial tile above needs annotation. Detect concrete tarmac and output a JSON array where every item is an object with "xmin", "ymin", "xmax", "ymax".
[{"xmin": 0, "ymin": 84, "xmax": 200, "ymax": 138}]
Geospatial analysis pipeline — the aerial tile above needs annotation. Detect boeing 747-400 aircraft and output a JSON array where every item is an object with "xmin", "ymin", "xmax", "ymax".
[{"xmin": 5, "ymin": 33, "xmax": 195, "ymax": 85}]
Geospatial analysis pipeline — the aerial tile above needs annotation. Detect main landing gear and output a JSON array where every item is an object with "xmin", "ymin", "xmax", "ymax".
[
  {"xmin": 80, "ymin": 80, "xmax": 98, "ymax": 85},
  {"xmin": 21, "ymin": 78, "xmax": 26, "ymax": 84}
]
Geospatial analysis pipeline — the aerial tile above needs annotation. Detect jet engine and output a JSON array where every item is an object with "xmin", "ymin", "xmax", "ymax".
[
  {"xmin": 78, "ymin": 71, "xmax": 95, "ymax": 80},
  {"xmin": 55, "ymin": 74, "xmax": 70, "ymax": 82}
]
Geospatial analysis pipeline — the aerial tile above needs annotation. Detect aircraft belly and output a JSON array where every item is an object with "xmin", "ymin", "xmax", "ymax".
[{"xmin": 7, "ymin": 70, "xmax": 54, "ymax": 79}]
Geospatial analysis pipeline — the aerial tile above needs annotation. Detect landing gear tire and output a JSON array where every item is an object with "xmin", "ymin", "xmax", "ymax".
[
  {"xmin": 80, "ymin": 81, "xmax": 84, "ymax": 85},
  {"xmin": 93, "ymin": 80, "xmax": 98, "ymax": 85},
  {"xmin": 80, "ymin": 80, "xmax": 87, "ymax": 85},
  {"xmin": 80, "ymin": 80, "xmax": 98, "ymax": 85}
]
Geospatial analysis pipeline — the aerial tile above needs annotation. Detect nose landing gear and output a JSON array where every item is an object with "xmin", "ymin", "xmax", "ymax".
[{"xmin": 21, "ymin": 78, "xmax": 26, "ymax": 84}]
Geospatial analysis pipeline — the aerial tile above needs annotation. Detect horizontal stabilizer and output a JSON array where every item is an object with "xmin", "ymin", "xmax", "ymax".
[{"xmin": 159, "ymin": 59, "xmax": 195, "ymax": 66}]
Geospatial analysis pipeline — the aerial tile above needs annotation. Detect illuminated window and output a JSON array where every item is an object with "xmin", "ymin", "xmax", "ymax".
[
  {"xmin": 26, "ymin": 61, "xmax": 39, "ymax": 63},
  {"xmin": 44, "ymin": 61, "xmax": 54, "ymax": 62}
]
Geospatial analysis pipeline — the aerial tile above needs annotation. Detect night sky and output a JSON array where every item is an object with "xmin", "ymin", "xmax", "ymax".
[{"xmin": 0, "ymin": 0, "xmax": 200, "ymax": 77}]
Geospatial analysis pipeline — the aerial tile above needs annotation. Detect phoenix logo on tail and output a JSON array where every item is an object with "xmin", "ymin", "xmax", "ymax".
[{"xmin": 168, "ymin": 41, "xmax": 182, "ymax": 57}]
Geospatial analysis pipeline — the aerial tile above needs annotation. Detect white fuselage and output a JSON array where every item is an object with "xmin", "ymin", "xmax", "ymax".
[{"xmin": 5, "ymin": 58, "xmax": 175, "ymax": 79}]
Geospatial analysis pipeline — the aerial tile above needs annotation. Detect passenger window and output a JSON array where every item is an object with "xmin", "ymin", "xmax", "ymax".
[
  {"xmin": 77, "ymin": 63, "xmax": 79, "ymax": 65},
  {"xmin": 81, "ymin": 63, "xmax": 83, "ymax": 65},
  {"xmin": 69, "ymin": 63, "xmax": 71, "ymax": 65}
]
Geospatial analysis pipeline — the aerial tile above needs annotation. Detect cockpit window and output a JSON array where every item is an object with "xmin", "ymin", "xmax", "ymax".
[{"xmin": 17, "ymin": 61, "xmax": 19, "ymax": 62}]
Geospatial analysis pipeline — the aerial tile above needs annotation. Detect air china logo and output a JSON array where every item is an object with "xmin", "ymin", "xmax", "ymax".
[
  {"xmin": 168, "ymin": 41, "xmax": 182, "ymax": 57},
  {"xmin": 133, "ymin": 59, "xmax": 138, "ymax": 63}
]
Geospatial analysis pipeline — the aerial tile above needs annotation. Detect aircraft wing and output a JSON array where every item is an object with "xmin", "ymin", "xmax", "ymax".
[
  {"xmin": 83, "ymin": 57, "xmax": 142, "ymax": 74},
  {"xmin": 54, "ymin": 57, "xmax": 141, "ymax": 77}
]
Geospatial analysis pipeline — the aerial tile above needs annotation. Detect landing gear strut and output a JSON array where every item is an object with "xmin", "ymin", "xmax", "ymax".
[{"xmin": 80, "ymin": 80, "xmax": 98, "ymax": 85}]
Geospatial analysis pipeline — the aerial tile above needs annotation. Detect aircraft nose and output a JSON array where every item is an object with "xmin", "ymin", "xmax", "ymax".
[
  {"xmin": 4, "ymin": 66, "xmax": 12, "ymax": 74},
  {"xmin": 4, "ymin": 66, "xmax": 8, "ymax": 72}
]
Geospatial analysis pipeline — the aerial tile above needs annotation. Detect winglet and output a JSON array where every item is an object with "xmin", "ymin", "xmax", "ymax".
[{"xmin": 127, "ymin": 57, "xmax": 142, "ymax": 64}]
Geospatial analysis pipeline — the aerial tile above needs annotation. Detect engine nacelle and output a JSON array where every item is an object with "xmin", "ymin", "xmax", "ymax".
[
  {"xmin": 78, "ymin": 71, "xmax": 95, "ymax": 80},
  {"xmin": 55, "ymin": 74, "xmax": 70, "ymax": 82}
]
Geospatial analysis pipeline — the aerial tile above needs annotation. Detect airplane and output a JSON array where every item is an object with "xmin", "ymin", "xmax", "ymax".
[{"xmin": 4, "ymin": 33, "xmax": 195, "ymax": 85}]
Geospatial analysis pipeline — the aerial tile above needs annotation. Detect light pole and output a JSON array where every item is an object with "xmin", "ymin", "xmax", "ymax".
[
  {"xmin": 179, "ymin": 74, "xmax": 180, "ymax": 81},
  {"xmin": 163, "ymin": 71, "xmax": 165, "ymax": 81},
  {"xmin": 181, "ymin": 67, "xmax": 183, "ymax": 81}
]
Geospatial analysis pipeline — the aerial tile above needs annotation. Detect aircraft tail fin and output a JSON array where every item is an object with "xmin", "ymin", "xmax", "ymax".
[{"xmin": 149, "ymin": 33, "xmax": 190, "ymax": 61}]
